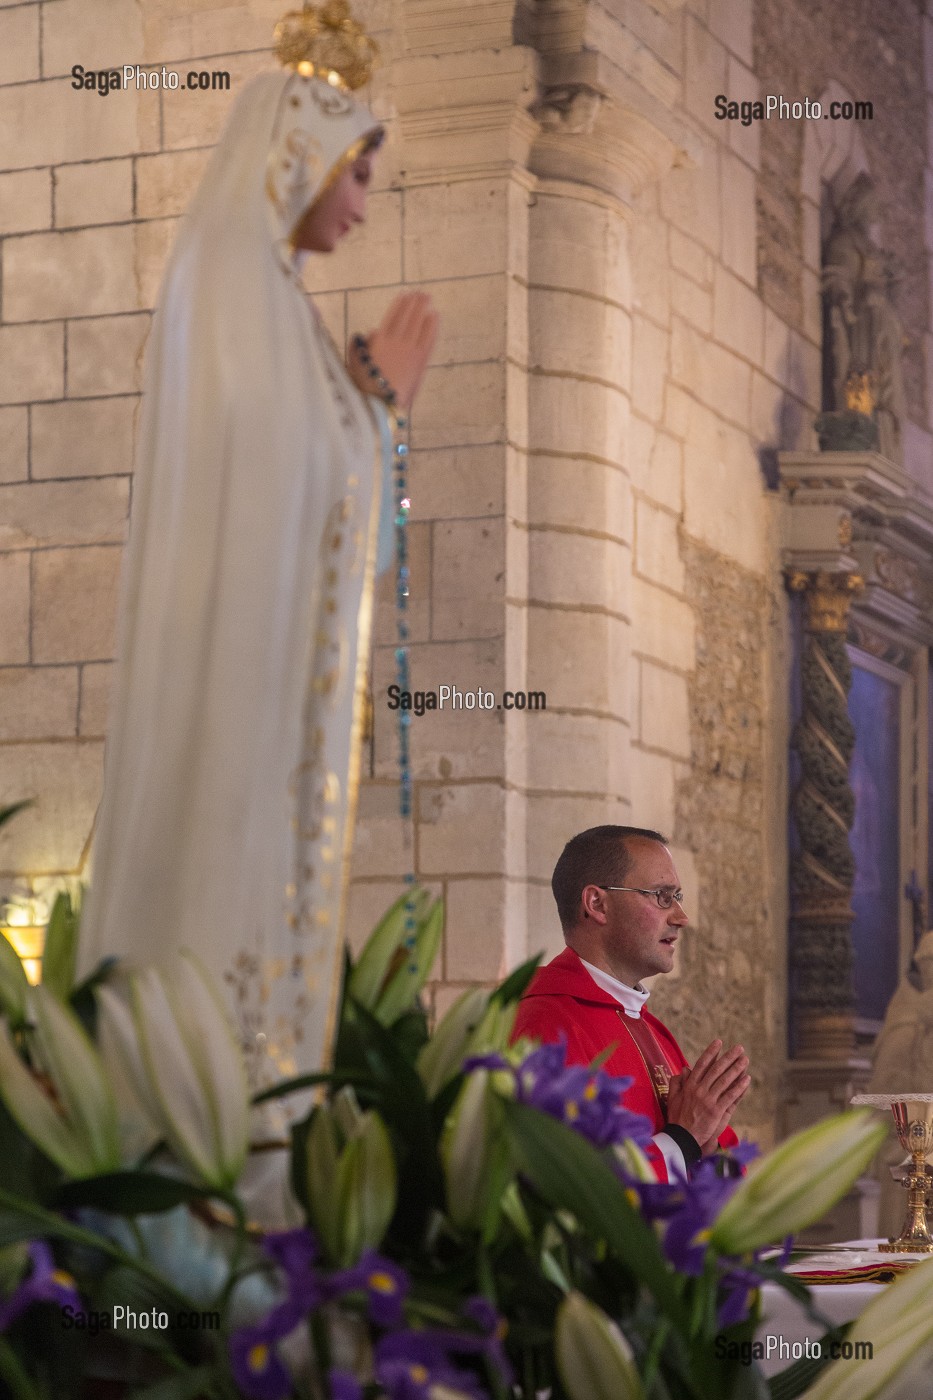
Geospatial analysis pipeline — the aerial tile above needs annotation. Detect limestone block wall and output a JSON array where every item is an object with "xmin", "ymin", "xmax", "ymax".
[{"xmin": 613, "ymin": 0, "xmax": 788, "ymax": 1146}]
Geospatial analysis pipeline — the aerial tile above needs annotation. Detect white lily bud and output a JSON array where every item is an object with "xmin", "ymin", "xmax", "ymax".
[
  {"xmin": 126, "ymin": 953, "xmax": 250, "ymax": 1191},
  {"xmin": 0, "ymin": 986, "xmax": 120, "ymax": 1178},
  {"xmin": 710, "ymin": 1110, "xmax": 887, "ymax": 1255},
  {"xmin": 417, "ymin": 988, "xmax": 490, "ymax": 1099},
  {"xmin": 801, "ymin": 1257, "xmax": 933, "ymax": 1400},
  {"xmin": 334, "ymin": 1111, "xmax": 397, "ymax": 1266},
  {"xmin": 441, "ymin": 1070, "xmax": 512, "ymax": 1233},
  {"xmin": 555, "ymin": 1293, "xmax": 645, "ymax": 1400},
  {"xmin": 306, "ymin": 1105, "xmax": 343, "ymax": 1263}
]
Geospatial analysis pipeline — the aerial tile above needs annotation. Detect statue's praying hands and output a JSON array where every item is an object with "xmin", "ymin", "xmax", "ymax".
[{"xmin": 348, "ymin": 291, "xmax": 438, "ymax": 410}]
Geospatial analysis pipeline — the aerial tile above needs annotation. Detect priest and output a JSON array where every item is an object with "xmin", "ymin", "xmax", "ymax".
[{"xmin": 512, "ymin": 825, "xmax": 749, "ymax": 1180}]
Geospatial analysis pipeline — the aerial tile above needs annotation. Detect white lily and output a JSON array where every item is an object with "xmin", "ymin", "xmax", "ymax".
[
  {"xmin": 417, "ymin": 988, "xmax": 490, "ymax": 1098},
  {"xmin": 106, "ymin": 952, "xmax": 249, "ymax": 1191},
  {"xmin": 96, "ymin": 983, "xmax": 163, "ymax": 1162},
  {"xmin": 0, "ymin": 985, "xmax": 121, "ymax": 1177},
  {"xmin": 441, "ymin": 1070, "xmax": 513, "ymax": 1233},
  {"xmin": 304, "ymin": 1097, "xmax": 397, "ymax": 1266},
  {"xmin": 710, "ymin": 1110, "xmax": 886, "ymax": 1254},
  {"xmin": 555, "ymin": 1292, "xmax": 645, "ymax": 1400},
  {"xmin": 801, "ymin": 1257, "xmax": 933, "ymax": 1400}
]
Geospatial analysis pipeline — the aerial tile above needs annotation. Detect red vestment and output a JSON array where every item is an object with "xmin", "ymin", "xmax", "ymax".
[{"xmin": 511, "ymin": 946, "xmax": 738, "ymax": 1178}]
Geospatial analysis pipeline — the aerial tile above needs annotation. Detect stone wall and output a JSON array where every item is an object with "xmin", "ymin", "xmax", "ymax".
[{"xmin": 648, "ymin": 538, "xmax": 780, "ymax": 1148}]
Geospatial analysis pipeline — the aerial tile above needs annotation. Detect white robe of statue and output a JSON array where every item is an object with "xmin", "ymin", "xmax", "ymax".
[{"xmin": 80, "ymin": 70, "xmax": 394, "ymax": 1091}]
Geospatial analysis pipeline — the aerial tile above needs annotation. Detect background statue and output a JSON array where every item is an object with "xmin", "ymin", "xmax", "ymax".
[
  {"xmin": 822, "ymin": 172, "xmax": 907, "ymax": 463},
  {"xmin": 80, "ymin": 48, "xmax": 437, "ymax": 1094},
  {"xmin": 868, "ymin": 930, "xmax": 933, "ymax": 1235}
]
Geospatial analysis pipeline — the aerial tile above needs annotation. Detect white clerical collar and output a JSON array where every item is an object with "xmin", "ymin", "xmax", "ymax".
[{"xmin": 578, "ymin": 957, "xmax": 650, "ymax": 1018}]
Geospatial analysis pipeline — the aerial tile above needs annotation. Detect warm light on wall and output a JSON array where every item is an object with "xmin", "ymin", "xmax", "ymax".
[{"xmin": 1, "ymin": 895, "xmax": 50, "ymax": 986}]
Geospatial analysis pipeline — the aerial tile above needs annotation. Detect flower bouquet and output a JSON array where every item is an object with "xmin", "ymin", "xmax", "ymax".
[{"xmin": 0, "ymin": 875, "xmax": 931, "ymax": 1400}]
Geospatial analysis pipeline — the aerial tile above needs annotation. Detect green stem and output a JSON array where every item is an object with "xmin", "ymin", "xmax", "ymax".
[
  {"xmin": 213, "ymin": 1191, "xmax": 250, "ymax": 1314},
  {"xmin": 476, "ymin": 1241, "xmax": 497, "ymax": 1305},
  {"xmin": 0, "ymin": 1186, "xmax": 202, "ymax": 1314},
  {"xmin": 0, "ymin": 1337, "xmax": 43, "ymax": 1400},
  {"xmin": 642, "ymin": 1316, "xmax": 670, "ymax": 1396},
  {"xmin": 521, "ymin": 1346, "xmax": 537, "ymax": 1400}
]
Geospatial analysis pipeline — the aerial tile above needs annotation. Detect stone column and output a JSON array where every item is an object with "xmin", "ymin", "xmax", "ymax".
[
  {"xmin": 519, "ymin": 2, "xmax": 702, "ymax": 939},
  {"xmin": 786, "ymin": 568, "xmax": 863, "ymax": 1057}
]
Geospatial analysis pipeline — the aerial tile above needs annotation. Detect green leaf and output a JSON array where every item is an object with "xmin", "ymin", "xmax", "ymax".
[
  {"xmin": 251, "ymin": 1068, "xmax": 376, "ymax": 1104},
  {"xmin": 0, "ymin": 931, "xmax": 29, "ymax": 1027},
  {"xmin": 68, "ymin": 954, "xmax": 117, "ymax": 1038},
  {"xmin": 40, "ymin": 893, "xmax": 78, "ymax": 1002},
  {"xmin": 335, "ymin": 999, "xmax": 444, "ymax": 1240},
  {"xmin": 0, "ymin": 801, "xmax": 31, "ymax": 832},
  {"xmin": 0, "ymin": 1335, "xmax": 43, "ymax": 1400},
  {"xmin": 97, "ymin": 1263, "xmax": 180, "ymax": 1349},
  {"xmin": 348, "ymin": 886, "xmax": 432, "ymax": 1010},
  {"xmin": 491, "ymin": 955, "xmax": 543, "ymax": 1008},
  {"xmin": 130, "ymin": 1368, "xmax": 219, "ymax": 1400},
  {"xmin": 55, "ymin": 1171, "xmax": 215, "ymax": 1216},
  {"xmin": 503, "ymin": 1100, "xmax": 686, "ymax": 1325}
]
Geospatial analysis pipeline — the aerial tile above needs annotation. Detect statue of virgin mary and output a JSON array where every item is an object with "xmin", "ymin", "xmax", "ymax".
[{"xmin": 80, "ymin": 7, "xmax": 436, "ymax": 1090}]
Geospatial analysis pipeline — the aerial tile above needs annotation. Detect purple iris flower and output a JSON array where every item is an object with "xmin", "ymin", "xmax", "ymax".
[
  {"xmin": 263, "ymin": 1227, "xmax": 317, "ymax": 1279},
  {"xmin": 656, "ymin": 1156, "xmax": 743, "ymax": 1276},
  {"xmin": 229, "ymin": 1317, "xmax": 293, "ymax": 1400},
  {"xmin": 375, "ymin": 1331, "xmax": 489, "ymax": 1400},
  {"xmin": 728, "ymin": 1140, "xmax": 760, "ymax": 1169},
  {"xmin": 466, "ymin": 1038, "xmax": 653, "ymax": 1150},
  {"xmin": 461, "ymin": 1296, "xmax": 514, "ymax": 1386},
  {"xmin": 0, "ymin": 1240, "xmax": 81, "ymax": 1332},
  {"xmin": 229, "ymin": 1228, "xmax": 323, "ymax": 1397},
  {"xmin": 329, "ymin": 1371, "xmax": 363, "ymax": 1400},
  {"xmin": 327, "ymin": 1250, "xmax": 410, "ymax": 1326}
]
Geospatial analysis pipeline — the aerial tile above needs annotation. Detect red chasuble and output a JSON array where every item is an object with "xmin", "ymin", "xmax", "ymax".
[{"xmin": 511, "ymin": 946, "xmax": 738, "ymax": 1179}]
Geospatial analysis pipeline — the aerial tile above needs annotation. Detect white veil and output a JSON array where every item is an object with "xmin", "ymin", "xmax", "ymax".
[{"xmin": 81, "ymin": 70, "xmax": 391, "ymax": 1088}]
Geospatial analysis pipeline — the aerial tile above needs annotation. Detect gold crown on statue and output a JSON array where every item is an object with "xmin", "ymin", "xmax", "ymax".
[{"xmin": 274, "ymin": 1, "xmax": 379, "ymax": 91}]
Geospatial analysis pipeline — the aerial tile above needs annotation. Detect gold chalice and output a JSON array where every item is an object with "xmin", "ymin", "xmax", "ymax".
[{"xmin": 853, "ymin": 1094, "xmax": 933, "ymax": 1253}]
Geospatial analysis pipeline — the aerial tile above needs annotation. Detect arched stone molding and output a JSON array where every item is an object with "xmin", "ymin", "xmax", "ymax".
[{"xmin": 799, "ymin": 82, "xmax": 871, "ymax": 301}]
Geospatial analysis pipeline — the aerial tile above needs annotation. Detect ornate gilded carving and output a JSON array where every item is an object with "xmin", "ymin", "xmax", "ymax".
[
  {"xmin": 847, "ymin": 617, "xmax": 909, "ymax": 670},
  {"xmin": 874, "ymin": 548, "xmax": 920, "ymax": 606},
  {"xmin": 787, "ymin": 569, "xmax": 863, "ymax": 633},
  {"xmin": 786, "ymin": 569, "xmax": 863, "ymax": 1057}
]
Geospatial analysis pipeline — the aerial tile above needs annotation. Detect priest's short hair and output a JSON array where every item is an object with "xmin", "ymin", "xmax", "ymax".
[{"xmin": 551, "ymin": 825, "xmax": 668, "ymax": 932}]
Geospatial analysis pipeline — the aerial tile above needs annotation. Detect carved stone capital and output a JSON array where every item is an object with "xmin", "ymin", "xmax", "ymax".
[
  {"xmin": 780, "ymin": 448, "xmax": 933, "ymax": 651},
  {"xmin": 528, "ymin": 45, "xmax": 703, "ymax": 206},
  {"xmin": 786, "ymin": 569, "xmax": 864, "ymax": 633}
]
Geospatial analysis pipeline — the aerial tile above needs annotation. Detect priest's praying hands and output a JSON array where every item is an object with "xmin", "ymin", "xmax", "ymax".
[
  {"xmin": 348, "ymin": 290, "xmax": 438, "ymax": 410},
  {"xmin": 666, "ymin": 1039, "xmax": 751, "ymax": 1157}
]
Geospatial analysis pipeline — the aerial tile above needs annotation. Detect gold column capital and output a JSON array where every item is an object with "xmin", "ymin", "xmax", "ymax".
[{"xmin": 785, "ymin": 569, "xmax": 864, "ymax": 633}]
